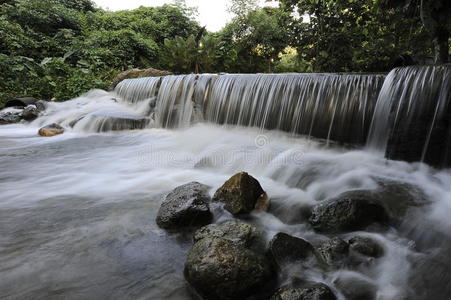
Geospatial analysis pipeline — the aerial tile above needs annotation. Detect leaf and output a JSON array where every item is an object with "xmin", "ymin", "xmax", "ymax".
[
  {"xmin": 40, "ymin": 57, "xmax": 52, "ymax": 65},
  {"xmin": 63, "ymin": 50, "xmax": 75, "ymax": 61}
]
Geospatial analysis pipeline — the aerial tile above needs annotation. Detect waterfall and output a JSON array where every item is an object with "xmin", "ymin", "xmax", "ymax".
[
  {"xmin": 115, "ymin": 73, "xmax": 385, "ymax": 145},
  {"xmin": 367, "ymin": 65, "xmax": 451, "ymax": 167},
  {"xmin": 204, "ymin": 74, "xmax": 384, "ymax": 144}
]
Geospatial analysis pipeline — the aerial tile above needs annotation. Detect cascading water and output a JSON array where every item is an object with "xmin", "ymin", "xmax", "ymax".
[
  {"xmin": 115, "ymin": 73, "xmax": 385, "ymax": 145},
  {"xmin": 0, "ymin": 67, "xmax": 450, "ymax": 300},
  {"xmin": 367, "ymin": 65, "xmax": 451, "ymax": 167},
  {"xmin": 204, "ymin": 74, "xmax": 384, "ymax": 144}
]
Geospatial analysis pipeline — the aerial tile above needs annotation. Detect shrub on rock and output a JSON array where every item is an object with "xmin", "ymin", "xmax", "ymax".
[
  {"xmin": 38, "ymin": 123, "xmax": 64, "ymax": 137},
  {"xmin": 212, "ymin": 172, "xmax": 267, "ymax": 215},
  {"xmin": 156, "ymin": 182, "xmax": 212, "ymax": 230}
]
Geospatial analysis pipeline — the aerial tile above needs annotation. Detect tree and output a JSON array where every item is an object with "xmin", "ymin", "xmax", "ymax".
[
  {"xmin": 220, "ymin": 6, "xmax": 292, "ymax": 72},
  {"xmin": 279, "ymin": 0, "xmax": 432, "ymax": 72},
  {"xmin": 377, "ymin": 0, "xmax": 450, "ymax": 63}
]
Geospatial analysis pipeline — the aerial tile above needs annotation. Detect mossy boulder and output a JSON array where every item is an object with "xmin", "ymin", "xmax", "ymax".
[
  {"xmin": 193, "ymin": 220, "xmax": 261, "ymax": 248},
  {"xmin": 184, "ymin": 237, "xmax": 274, "ymax": 300},
  {"xmin": 212, "ymin": 172, "xmax": 266, "ymax": 215}
]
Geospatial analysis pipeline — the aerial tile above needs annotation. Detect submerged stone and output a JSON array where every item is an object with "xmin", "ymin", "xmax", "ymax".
[
  {"xmin": 271, "ymin": 282, "xmax": 336, "ymax": 300},
  {"xmin": 156, "ymin": 182, "xmax": 212, "ymax": 230},
  {"xmin": 333, "ymin": 272, "xmax": 377, "ymax": 300},
  {"xmin": 38, "ymin": 123, "xmax": 64, "ymax": 137},
  {"xmin": 268, "ymin": 232, "xmax": 313, "ymax": 267},
  {"xmin": 315, "ymin": 237, "xmax": 349, "ymax": 268},
  {"xmin": 184, "ymin": 237, "xmax": 274, "ymax": 300},
  {"xmin": 212, "ymin": 172, "xmax": 266, "ymax": 215},
  {"xmin": 348, "ymin": 236, "xmax": 384, "ymax": 258},
  {"xmin": 309, "ymin": 194, "xmax": 388, "ymax": 233}
]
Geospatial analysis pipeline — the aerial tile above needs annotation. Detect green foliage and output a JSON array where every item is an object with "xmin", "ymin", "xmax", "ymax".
[
  {"xmin": 279, "ymin": 0, "xmax": 432, "ymax": 72},
  {"xmin": 0, "ymin": 0, "xmax": 200, "ymax": 106},
  {"xmin": 0, "ymin": 0, "xmax": 440, "ymax": 107}
]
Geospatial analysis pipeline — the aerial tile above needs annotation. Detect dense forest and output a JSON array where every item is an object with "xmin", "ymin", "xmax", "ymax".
[{"xmin": 0, "ymin": 0, "xmax": 448, "ymax": 106}]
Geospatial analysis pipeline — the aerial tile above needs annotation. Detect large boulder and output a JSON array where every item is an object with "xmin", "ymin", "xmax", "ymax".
[
  {"xmin": 184, "ymin": 237, "xmax": 274, "ymax": 300},
  {"xmin": 193, "ymin": 220, "xmax": 261, "ymax": 248},
  {"xmin": 270, "ymin": 282, "xmax": 336, "ymax": 300},
  {"xmin": 348, "ymin": 236, "xmax": 384, "ymax": 258},
  {"xmin": 212, "ymin": 172, "xmax": 267, "ymax": 215},
  {"xmin": 315, "ymin": 237, "xmax": 349, "ymax": 268},
  {"xmin": 268, "ymin": 232, "xmax": 314, "ymax": 267},
  {"xmin": 22, "ymin": 105, "xmax": 39, "ymax": 121},
  {"xmin": 156, "ymin": 182, "xmax": 212, "ymax": 230},
  {"xmin": 38, "ymin": 123, "xmax": 64, "ymax": 137},
  {"xmin": 309, "ymin": 193, "xmax": 388, "ymax": 233}
]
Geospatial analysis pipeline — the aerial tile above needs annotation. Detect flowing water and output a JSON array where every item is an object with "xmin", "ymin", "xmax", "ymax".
[{"xmin": 0, "ymin": 69, "xmax": 450, "ymax": 300}]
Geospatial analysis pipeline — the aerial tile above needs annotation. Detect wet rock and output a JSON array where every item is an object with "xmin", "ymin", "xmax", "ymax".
[
  {"xmin": 333, "ymin": 272, "xmax": 377, "ymax": 300},
  {"xmin": 35, "ymin": 100, "xmax": 48, "ymax": 111},
  {"xmin": 345, "ymin": 182, "xmax": 428, "ymax": 220},
  {"xmin": 271, "ymin": 282, "xmax": 336, "ymax": 300},
  {"xmin": 212, "ymin": 172, "xmax": 266, "ymax": 215},
  {"xmin": 309, "ymin": 194, "xmax": 388, "ymax": 233},
  {"xmin": 255, "ymin": 192, "xmax": 270, "ymax": 212},
  {"xmin": 156, "ymin": 182, "xmax": 212, "ymax": 230},
  {"xmin": 22, "ymin": 105, "xmax": 39, "ymax": 121},
  {"xmin": 184, "ymin": 237, "xmax": 274, "ymax": 300},
  {"xmin": 193, "ymin": 220, "xmax": 261, "ymax": 248},
  {"xmin": 268, "ymin": 232, "xmax": 313, "ymax": 267},
  {"xmin": 0, "ymin": 111, "xmax": 22, "ymax": 124},
  {"xmin": 348, "ymin": 236, "xmax": 384, "ymax": 258},
  {"xmin": 38, "ymin": 123, "xmax": 64, "ymax": 136},
  {"xmin": 315, "ymin": 237, "xmax": 349, "ymax": 267}
]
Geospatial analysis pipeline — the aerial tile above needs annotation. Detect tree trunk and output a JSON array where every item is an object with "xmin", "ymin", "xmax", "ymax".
[
  {"xmin": 420, "ymin": 0, "xmax": 449, "ymax": 64},
  {"xmin": 432, "ymin": 28, "xmax": 449, "ymax": 63}
]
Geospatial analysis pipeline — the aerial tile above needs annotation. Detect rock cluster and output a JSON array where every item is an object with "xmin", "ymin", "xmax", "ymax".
[
  {"xmin": 154, "ymin": 172, "xmax": 399, "ymax": 300},
  {"xmin": 0, "ymin": 102, "xmax": 44, "ymax": 125}
]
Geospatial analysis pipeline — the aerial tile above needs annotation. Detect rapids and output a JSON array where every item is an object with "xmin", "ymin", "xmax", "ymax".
[
  {"xmin": 0, "ymin": 119, "xmax": 450, "ymax": 299},
  {"xmin": 0, "ymin": 66, "xmax": 450, "ymax": 299}
]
